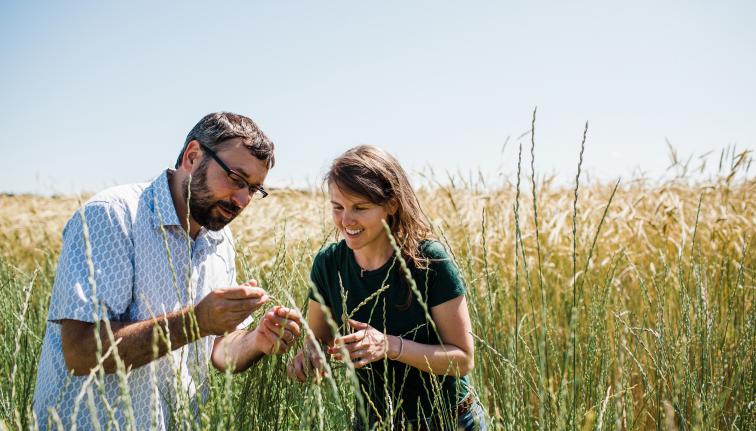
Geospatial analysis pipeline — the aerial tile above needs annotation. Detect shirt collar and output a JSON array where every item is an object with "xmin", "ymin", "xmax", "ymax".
[
  {"xmin": 149, "ymin": 170, "xmax": 182, "ymax": 228},
  {"xmin": 149, "ymin": 169, "xmax": 226, "ymax": 245}
]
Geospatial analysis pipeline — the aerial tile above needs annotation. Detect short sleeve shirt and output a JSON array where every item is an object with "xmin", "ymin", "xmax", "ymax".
[
  {"xmin": 309, "ymin": 240, "xmax": 470, "ymax": 424},
  {"xmin": 33, "ymin": 170, "xmax": 238, "ymax": 430}
]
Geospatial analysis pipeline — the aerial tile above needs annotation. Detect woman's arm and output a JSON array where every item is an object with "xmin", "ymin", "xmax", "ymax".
[
  {"xmin": 332, "ymin": 295, "xmax": 475, "ymax": 376},
  {"xmin": 392, "ymin": 295, "xmax": 474, "ymax": 375},
  {"xmin": 305, "ymin": 299, "xmax": 335, "ymax": 345},
  {"xmin": 287, "ymin": 299, "xmax": 335, "ymax": 382}
]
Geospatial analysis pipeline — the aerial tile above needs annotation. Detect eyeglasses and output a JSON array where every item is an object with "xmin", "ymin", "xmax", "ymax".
[{"xmin": 200, "ymin": 143, "xmax": 268, "ymax": 200}]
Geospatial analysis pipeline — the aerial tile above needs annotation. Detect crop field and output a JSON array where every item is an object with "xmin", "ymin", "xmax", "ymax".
[{"xmin": 0, "ymin": 143, "xmax": 754, "ymax": 430}]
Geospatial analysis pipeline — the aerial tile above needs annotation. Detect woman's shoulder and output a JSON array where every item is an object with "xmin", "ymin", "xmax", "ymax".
[
  {"xmin": 313, "ymin": 240, "xmax": 349, "ymax": 264},
  {"xmin": 419, "ymin": 239, "xmax": 451, "ymax": 261}
]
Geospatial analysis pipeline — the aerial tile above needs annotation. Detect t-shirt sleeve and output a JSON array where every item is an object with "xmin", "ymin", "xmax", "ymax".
[
  {"xmin": 424, "ymin": 242, "xmax": 466, "ymax": 307},
  {"xmin": 48, "ymin": 201, "xmax": 134, "ymax": 323},
  {"xmin": 308, "ymin": 250, "xmax": 331, "ymax": 307}
]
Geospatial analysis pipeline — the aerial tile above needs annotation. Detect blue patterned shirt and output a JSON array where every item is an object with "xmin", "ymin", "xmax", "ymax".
[{"xmin": 34, "ymin": 170, "xmax": 239, "ymax": 430}]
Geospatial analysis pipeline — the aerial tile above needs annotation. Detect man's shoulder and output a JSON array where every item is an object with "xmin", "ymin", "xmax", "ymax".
[
  {"xmin": 85, "ymin": 182, "xmax": 150, "ymax": 210},
  {"xmin": 65, "ymin": 181, "xmax": 151, "ymax": 233}
]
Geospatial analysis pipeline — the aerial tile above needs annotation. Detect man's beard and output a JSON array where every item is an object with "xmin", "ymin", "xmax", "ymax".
[{"xmin": 182, "ymin": 160, "xmax": 242, "ymax": 231}]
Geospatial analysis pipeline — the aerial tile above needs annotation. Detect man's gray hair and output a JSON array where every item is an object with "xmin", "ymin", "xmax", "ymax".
[{"xmin": 175, "ymin": 112, "xmax": 275, "ymax": 169}]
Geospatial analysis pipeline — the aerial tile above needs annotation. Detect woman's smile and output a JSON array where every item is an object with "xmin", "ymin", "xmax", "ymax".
[{"xmin": 345, "ymin": 227, "xmax": 364, "ymax": 236}]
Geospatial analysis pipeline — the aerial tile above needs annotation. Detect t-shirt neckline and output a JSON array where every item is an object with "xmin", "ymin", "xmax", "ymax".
[{"xmin": 346, "ymin": 246, "xmax": 396, "ymax": 279}]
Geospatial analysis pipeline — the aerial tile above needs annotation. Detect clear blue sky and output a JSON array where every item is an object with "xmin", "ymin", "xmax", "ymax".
[{"xmin": 2, "ymin": 1, "xmax": 754, "ymax": 194}]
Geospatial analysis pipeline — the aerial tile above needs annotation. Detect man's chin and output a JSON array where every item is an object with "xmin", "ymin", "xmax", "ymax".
[
  {"xmin": 193, "ymin": 212, "xmax": 232, "ymax": 231},
  {"xmin": 203, "ymin": 216, "xmax": 232, "ymax": 231}
]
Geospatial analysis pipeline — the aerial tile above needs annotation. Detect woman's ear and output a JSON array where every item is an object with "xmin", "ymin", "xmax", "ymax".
[{"xmin": 387, "ymin": 198, "xmax": 399, "ymax": 217}]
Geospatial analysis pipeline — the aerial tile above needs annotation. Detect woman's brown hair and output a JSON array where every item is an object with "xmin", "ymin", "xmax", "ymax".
[{"xmin": 326, "ymin": 145, "xmax": 434, "ymax": 273}]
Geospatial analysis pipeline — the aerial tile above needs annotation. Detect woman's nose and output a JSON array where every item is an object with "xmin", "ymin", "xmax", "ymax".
[{"xmin": 342, "ymin": 210, "xmax": 355, "ymax": 226}]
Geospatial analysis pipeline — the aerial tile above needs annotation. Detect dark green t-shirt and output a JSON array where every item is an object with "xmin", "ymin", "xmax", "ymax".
[{"xmin": 309, "ymin": 239, "xmax": 470, "ymax": 424}]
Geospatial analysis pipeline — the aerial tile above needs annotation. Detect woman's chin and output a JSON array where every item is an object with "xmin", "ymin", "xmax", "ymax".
[{"xmin": 344, "ymin": 236, "xmax": 363, "ymax": 250}]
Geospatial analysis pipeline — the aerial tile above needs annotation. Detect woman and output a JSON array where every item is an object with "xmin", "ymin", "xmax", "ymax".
[{"xmin": 287, "ymin": 145, "xmax": 486, "ymax": 430}]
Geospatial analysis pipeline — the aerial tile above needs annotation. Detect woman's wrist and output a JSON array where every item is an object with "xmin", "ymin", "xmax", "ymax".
[{"xmin": 386, "ymin": 335, "xmax": 404, "ymax": 361}]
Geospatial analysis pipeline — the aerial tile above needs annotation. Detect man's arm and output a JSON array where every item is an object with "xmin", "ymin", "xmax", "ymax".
[
  {"xmin": 60, "ymin": 286, "xmax": 268, "ymax": 376},
  {"xmin": 61, "ymin": 309, "xmax": 200, "ymax": 376}
]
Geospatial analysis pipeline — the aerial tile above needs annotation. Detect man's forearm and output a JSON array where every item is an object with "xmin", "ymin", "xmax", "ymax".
[
  {"xmin": 62, "ymin": 308, "xmax": 206, "ymax": 375},
  {"xmin": 212, "ymin": 330, "xmax": 265, "ymax": 373}
]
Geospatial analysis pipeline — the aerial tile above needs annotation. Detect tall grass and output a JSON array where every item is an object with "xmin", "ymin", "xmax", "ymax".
[{"xmin": 0, "ymin": 140, "xmax": 754, "ymax": 429}]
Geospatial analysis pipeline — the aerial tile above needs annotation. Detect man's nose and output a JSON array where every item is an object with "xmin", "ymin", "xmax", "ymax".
[{"xmin": 230, "ymin": 189, "xmax": 251, "ymax": 209}]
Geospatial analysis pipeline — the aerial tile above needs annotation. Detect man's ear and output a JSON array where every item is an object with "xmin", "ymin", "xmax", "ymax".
[{"xmin": 179, "ymin": 140, "xmax": 202, "ymax": 171}]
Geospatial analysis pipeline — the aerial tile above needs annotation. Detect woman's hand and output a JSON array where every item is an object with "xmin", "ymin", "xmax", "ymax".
[
  {"xmin": 287, "ymin": 343, "xmax": 328, "ymax": 383},
  {"xmin": 330, "ymin": 319, "xmax": 394, "ymax": 369}
]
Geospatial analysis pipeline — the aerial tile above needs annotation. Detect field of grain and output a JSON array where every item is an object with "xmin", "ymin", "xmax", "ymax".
[{"xmin": 0, "ymin": 144, "xmax": 754, "ymax": 430}]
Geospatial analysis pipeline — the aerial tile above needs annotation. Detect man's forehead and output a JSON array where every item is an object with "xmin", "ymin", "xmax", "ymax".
[{"xmin": 219, "ymin": 141, "xmax": 268, "ymax": 182}]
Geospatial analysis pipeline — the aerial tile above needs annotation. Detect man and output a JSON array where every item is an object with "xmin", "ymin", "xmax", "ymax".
[{"xmin": 33, "ymin": 112, "xmax": 301, "ymax": 429}]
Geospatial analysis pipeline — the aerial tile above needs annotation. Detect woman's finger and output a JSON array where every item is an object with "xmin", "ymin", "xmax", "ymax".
[
  {"xmin": 286, "ymin": 358, "xmax": 296, "ymax": 380},
  {"xmin": 292, "ymin": 356, "xmax": 307, "ymax": 383},
  {"xmin": 347, "ymin": 319, "xmax": 369, "ymax": 330},
  {"xmin": 353, "ymin": 358, "xmax": 369, "ymax": 369},
  {"xmin": 349, "ymin": 349, "xmax": 365, "ymax": 360},
  {"xmin": 332, "ymin": 331, "xmax": 365, "ymax": 348}
]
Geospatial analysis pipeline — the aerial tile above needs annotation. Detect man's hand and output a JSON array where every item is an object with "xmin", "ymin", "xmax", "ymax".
[
  {"xmin": 195, "ymin": 281, "xmax": 268, "ymax": 337},
  {"xmin": 251, "ymin": 306, "xmax": 302, "ymax": 355}
]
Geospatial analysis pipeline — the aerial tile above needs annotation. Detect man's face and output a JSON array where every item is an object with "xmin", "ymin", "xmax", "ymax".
[{"xmin": 182, "ymin": 138, "xmax": 269, "ymax": 231}]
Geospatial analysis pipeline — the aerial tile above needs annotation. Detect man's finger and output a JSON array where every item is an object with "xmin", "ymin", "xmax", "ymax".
[
  {"xmin": 219, "ymin": 286, "xmax": 266, "ymax": 300},
  {"xmin": 263, "ymin": 314, "xmax": 293, "ymax": 327},
  {"xmin": 263, "ymin": 316, "xmax": 302, "ymax": 338},
  {"xmin": 268, "ymin": 325, "xmax": 297, "ymax": 345},
  {"xmin": 274, "ymin": 307, "xmax": 302, "ymax": 322},
  {"xmin": 240, "ymin": 279, "xmax": 258, "ymax": 287},
  {"xmin": 228, "ymin": 297, "xmax": 268, "ymax": 312},
  {"xmin": 260, "ymin": 325, "xmax": 290, "ymax": 352},
  {"xmin": 284, "ymin": 320, "xmax": 301, "ymax": 338}
]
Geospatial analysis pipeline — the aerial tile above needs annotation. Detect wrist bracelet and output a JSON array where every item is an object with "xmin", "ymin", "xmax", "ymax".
[{"xmin": 388, "ymin": 336, "xmax": 404, "ymax": 361}]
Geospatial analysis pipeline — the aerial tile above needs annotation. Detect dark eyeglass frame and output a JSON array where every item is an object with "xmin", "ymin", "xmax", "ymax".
[{"xmin": 199, "ymin": 143, "xmax": 268, "ymax": 199}]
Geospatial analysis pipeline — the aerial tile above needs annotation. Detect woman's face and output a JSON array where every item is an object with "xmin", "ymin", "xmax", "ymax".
[{"xmin": 329, "ymin": 183, "xmax": 396, "ymax": 256}]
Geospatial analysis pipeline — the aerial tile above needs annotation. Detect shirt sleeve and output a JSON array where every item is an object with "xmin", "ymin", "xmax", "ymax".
[
  {"xmin": 308, "ymin": 251, "xmax": 331, "ymax": 307},
  {"xmin": 47, "ymin": 201, "xmax": 134, "ymax": 323},
  {"xmin": 424, "ymin": 242, "xmax": 466, "ymax": 307}
]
